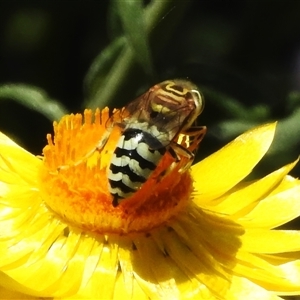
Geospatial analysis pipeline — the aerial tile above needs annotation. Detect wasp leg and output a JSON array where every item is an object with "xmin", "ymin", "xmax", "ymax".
[
  {"xmin": 153, "ymin": 143, "xmax": 192, "ymax": 182},
  {"xmin": 170, "ymin": 142, "xmax": 194, "ymax": 172},
  {"xmin": 154, "ymin": 126, "xmax": 206, "ymax": 181},
  {"xmin": 171, "ymin": 126, "xmax": 207, "ymax": 173},
  {"xmin": 57, "ymin": 130, "xmax": 111, "ymax": 171},
  {"xmin": 168, "ymin": 146, "xmax": 180, "ymax": 162},
  {"xmin": 181, "ymin": 126, "xmax": 207, "ymax": 153},
  {"xmin": 112, "ymin": 195, "xmax": 120, "ymax": 207}
]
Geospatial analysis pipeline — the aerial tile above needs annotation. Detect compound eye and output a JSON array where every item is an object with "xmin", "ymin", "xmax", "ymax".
[{"xmin": 191, "ymin": 89, "xmax": 204, "ymax": 115}]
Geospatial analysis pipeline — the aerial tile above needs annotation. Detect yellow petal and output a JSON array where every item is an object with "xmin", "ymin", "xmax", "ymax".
[
  {"xmin": 240, "ymin": 229, "xmax": 300, "ymax": 253},
  {"xmin": 0, "ymin": 272, "xmax": 44, "ymax": 298},
  {"xmin": 224, "ymin": 276, "xmax": 282, "ymax": 300},
  {"xmin": 205, "ymin": 160, "xmax": 298, "ymax": 215},
  {"xmin": 0, "ymin": 286, "xmax": 39, "ymax": 299},
  {"xmin": 0, "ymin": 132, "xmax": 41, "ymax": 186},
  {"xmin": 268, "ymin": 174, "xmax": 300, "ymax": 196},
  {"xmin": 131, "ymin": 234, "xmax": 181, "ymax": 299},
  {"xmin": 276, "ymin": 260, "xmax": 300, "ymax": 293},
  {"xmin": 152, "ymin": 225, "xmax": 231, "ymax": 299},
  {"xmin": 114, "ymin": 238, "xmax": 148, "ymax": 300},
  {"xmin": 236, "ymin": 184, "xmax": 300, "ymax": 228},
  {"xmin": 233, "ymin": 250, "xmax": 300, "ymax": 293},
  {"xmin": 192, "ymin": 123, "xmax": 276, "ymax": 202},
  {"xmin": 113, "ymin": 271, "xmax": 148, "ymax": 300}
]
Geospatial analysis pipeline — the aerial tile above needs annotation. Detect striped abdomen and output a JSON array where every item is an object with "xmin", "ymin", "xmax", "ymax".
[{"xmin": 108, "ymin": 128, "xmax": 166, "ymax": 206}]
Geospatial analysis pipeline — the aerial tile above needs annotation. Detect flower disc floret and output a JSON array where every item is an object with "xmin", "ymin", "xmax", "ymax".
[{"xmin": 40, "ymin": 108, "xmax": 193, "ymax": 234}]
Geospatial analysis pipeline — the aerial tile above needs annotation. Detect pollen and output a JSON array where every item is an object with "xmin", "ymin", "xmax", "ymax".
[{"xmin": 39, "ymin": 109, "xmax": 193, "ymax": 234}]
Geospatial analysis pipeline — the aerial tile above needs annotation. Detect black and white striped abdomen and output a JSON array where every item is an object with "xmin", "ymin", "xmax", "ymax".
[{"xmin": 108, "ymin": 128, "xmax": 166, "ymax": 206}]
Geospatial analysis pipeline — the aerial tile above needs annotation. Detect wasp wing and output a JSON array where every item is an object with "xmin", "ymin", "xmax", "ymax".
[{"xmin": 105, "ymin": 83, "xmax": 199, "ymax": 149}]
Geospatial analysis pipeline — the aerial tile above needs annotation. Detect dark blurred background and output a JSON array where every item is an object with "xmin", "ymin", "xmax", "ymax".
[
  {"xmin": 0, "ymin": 0, "xmax": 300, "ymax": 180},
  {"xmin": 0, "ymin": 2, "xmax": 300, "ymax": 299}
]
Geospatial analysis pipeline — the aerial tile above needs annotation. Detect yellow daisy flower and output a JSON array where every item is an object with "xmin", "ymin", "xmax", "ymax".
[{"xmin": 1, "ymin": 108, "xmax": 300, "ymax": 300}]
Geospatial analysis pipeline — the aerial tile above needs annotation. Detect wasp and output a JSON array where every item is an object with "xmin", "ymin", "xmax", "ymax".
[
  {"xmin": 59, "ymin": 80, "xmax": 206, "ymax": 207},
  {"xmin": 105, "ymin": 79, "xmax": 206, "ymax": 206}
]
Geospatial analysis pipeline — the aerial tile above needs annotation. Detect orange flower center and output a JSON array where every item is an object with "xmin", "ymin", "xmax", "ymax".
[{"xmin": 39, "ymin": 109, "xmax": 193, "ymax": 234}]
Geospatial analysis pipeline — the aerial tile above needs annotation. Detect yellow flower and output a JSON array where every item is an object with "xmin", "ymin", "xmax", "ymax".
[{"xmin": 1, "ymin": 108, "xmax": 300, "ymax": 300}]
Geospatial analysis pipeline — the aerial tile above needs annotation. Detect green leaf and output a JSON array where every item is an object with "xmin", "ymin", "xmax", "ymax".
[
  {"xmin": 286, "ymin": 91, "xmax": 300, "ymax": 113},
  {"xmin": 116, "ymin": 0, "xmax": 154, "ymax": 77},
  {"xmin": 203, "ymin": 86, "xmax": 270, "ymax": 121},
  {"xmin": 271, "ymin": 107, "xmax": 300, "ymax": 154},
  {"xmin": 107, "ymin": 0, "xmax": 123, "ymax": 39},
  {"xmin": 85, "ymin": 0, "xmax": 190, "ymax": 110},
  {"xmin": 0, "ymin": 84, "xmax": 68, "ymax": 121},
  {"xmin": 211, "ymin": 120, "xmax": 259, "ymax": 141},
  {"xmin": 84, "ymin": 36, "xmax": 126, "ymax": 100}
]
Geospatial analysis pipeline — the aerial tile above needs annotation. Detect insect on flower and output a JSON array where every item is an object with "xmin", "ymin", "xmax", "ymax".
[{"xmin": 59, "ymin": 80, "xmax": 206, "ymax": 207}]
